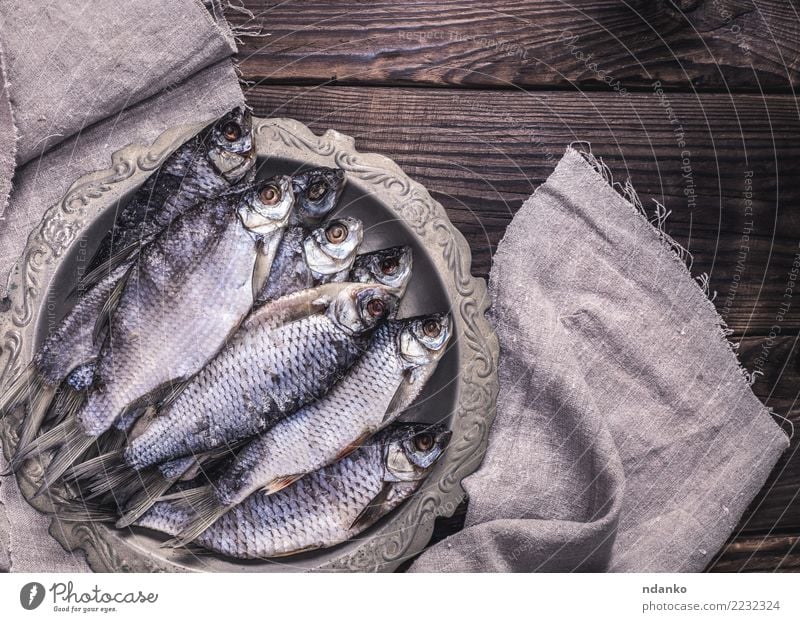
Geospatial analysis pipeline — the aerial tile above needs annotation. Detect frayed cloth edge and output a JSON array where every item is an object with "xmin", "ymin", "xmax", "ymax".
[{"xmin": 568, "ymin": 141, "xmax": 794, "ymax": 442}]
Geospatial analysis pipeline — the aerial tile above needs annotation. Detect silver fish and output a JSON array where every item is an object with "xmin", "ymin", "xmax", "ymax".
[
  {"xmin": 121, "ymin": 282, "xmax": 398, "ymax": 473},
  {"xmin": 87, "ymin": 107, "xmax": 257, "ymax": 275},
  {"xmin": 167, "ymin": 313, "xmax": 451, "ymax": 543},
  {"xmin": 0, "ymin": 265, "xmax": 128, "ymax": 464},
  {"xmin": 290, "ymin": 168, "xmax": 346, "ymax": 226},
  {"xmin": 25, "ymin": 178, "xmax": 295, "ymax": 493},
  {"xmin": 75, "ymin": 252, "xmax": 413, "ymax": 525},
  {"xmin": 256, "ymin": 217, "xmax": 364, "ymax": 304},
  {"xmin": 0, "ymin": 109, "xmax": 257, "ymax": 458},
  {"xmin": 137, "ymin": 424, "xmax": 451, "ymax": 557},
  {"xmin": 60, "ymin": 170, "xmax": 348, "ymax": 402}
]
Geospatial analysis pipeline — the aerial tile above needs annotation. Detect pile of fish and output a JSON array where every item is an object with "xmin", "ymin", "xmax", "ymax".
[{"xmin": 0, "ymin": 108, "xmax": 452, "ymax": 560}]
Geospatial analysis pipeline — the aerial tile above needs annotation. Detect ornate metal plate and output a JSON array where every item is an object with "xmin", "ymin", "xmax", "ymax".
[{"xmin": 0, "ymin": 117, "xmax": 499, "ymax": 572}]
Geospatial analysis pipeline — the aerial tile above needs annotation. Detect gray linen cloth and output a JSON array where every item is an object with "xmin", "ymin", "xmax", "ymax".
[
  {"xmin": 411, "ymin": 147, "xmax": 789, "ymax": 572},
  {"xmin": 0, "ymin": 0, "xmax": 244, "ymax": 571}
]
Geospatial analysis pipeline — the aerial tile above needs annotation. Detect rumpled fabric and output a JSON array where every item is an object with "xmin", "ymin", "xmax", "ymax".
[
  {"xmin": 412, "ymin": 147, "xmax": 789, "ymax": 572},
  {"xmin": 0, "ymin": 0, "xmax": 244, "ymax": 572}
]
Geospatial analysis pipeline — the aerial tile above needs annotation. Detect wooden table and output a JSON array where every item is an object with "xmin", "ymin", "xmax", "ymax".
[{"xmin": 233, "ymin": 0, "xmax": 800, "ymax": 571}]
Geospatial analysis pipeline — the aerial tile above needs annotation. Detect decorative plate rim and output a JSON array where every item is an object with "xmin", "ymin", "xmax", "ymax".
[{"xmin": 0, "ymin": 116, "xmax": 499, "ymax": 572}]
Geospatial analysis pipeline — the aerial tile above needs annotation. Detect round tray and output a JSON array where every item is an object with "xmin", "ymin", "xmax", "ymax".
[{"xmin": 0, "ymin": 117, "xmax": 499, "ymax": 572}]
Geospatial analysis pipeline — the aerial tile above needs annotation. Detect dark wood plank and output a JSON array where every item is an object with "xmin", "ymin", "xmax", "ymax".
[
  {"xmin": 246, "ymin": 85, "xmax": 800, "ymax": 333},
  {"xmin": 235, "ymin": 1, "xmax": 800, "ymax": 91},
  {"xmin": 709, "ymin": 535, "xmax": 800, "ymax": 571}
]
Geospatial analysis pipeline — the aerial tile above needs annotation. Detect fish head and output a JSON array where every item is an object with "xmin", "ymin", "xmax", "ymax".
[
  {"xmin": 206, "ymin": 107, "xmax": 257, "ymax": 182},
  {"xmin": 291, "ymin": 167, "xmax": 346, "ymax": 226},
  {"xmin": 399, "ymin": 313, "xmax": 452, "ymax": 369},
  {"xmin": 303, "ymin": 217, "xmax": 364, "ymax": 276},
  {"xmin": 351, "ymin": 245, "xmax": 413, "ymax": 292},
  {"xmin": 238, "ymin": 176, "xmax": 294, "ymax": 236},
  {"xmin": 328, "ymin": 284, "xmax": 398, "ymax": 336},
  {"xmin": 383, "ymin": 423, "xmax": 451, "ymax": 482}
]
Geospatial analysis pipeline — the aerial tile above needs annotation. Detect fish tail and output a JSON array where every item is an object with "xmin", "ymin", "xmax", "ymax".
[
  {"xmin": 161, "ymin": 487, "xmax": 228, "ymax": 548},
  {"xmin": 0, "ymin": 363, "xmax": 37, "ymax": 417},
  {"xmin": 47, "ymin": 385, "xmax": 88, "ymax": 429},
  {"xmin": 85, "ymin": 468, "xmax": 138, "ymax": 500},
  {"xmin": 94, "ymin": 427, "xmax": 129, "ymax": 454},
  {"xmin": 52, "ymin": 499, "xmax": 117, "ymax": 523},
  {"xmin": 8, "ymin": 378, "xmax": 86, "ymax": 472},
  {"xmin": 32, "ymin": 426, "xmax": 96, "ymax": 499},
  {"xmin": 15, "ymin": 381, "xmax": 58, "ymax": 459},
  {"xmin": 3, "ymin": 417, "xmax": 76, "ymax": 474},
  {"xmin": 115, "ymin": 471, "xmax": 181, "ymax": 528},
  {"xmin": 67, "ymin": 450, "xmax": 133, "ymax": 500},
  {"xmin": 66, "ymin": 449, "xmax": 124, "ymax": 481}
]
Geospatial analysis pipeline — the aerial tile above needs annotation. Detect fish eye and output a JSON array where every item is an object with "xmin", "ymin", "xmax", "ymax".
[
  {"xmin": 380, "ymin": 257, "xmax": 399, "ymax": 275},
  {"xmin": 366, "ymin": 298, "xmax": 387, "ymax": 318},
  {"xmin": 221, "ymin": 121, "xmax": 242, "ymax": 142},
  {"xmin": 308, "ymin": 181, "xmax": 328, "ymax": 201},
  {"xmin": 259, "ymin": 184, "xmax": 282, "ymax": 205},
  {"xmin": 413, "ymin": 433, "xmax": 435, "ymax": 452},
  {"xmin": 325, "ymin": 222, "xmax": 348, "ymax": 244},
  {"xmin": 422, "ymin": 319, "xmax": 441, "ymax": 338}
]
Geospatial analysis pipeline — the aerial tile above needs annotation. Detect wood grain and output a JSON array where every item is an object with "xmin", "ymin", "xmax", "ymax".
[
  {"xmin": 234, "ymin": 1, "xmax": 800, "ymax": 91},
  {"xmin": 246, "ymin": 85, "xmax": 800, "ymax": 334},
  {"xmin": 709, "ymin": 535, "xmax": 800, "ymax": 571}
]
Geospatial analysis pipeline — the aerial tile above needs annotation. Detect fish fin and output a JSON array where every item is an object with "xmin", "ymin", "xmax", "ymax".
[
  {"xmin": 126, "ymin": 405, "xmax": 158, "ymax": 439},
  {"xmin": 32, "ymin": 431, "xmax": 96, "ymax": 499},
  {"xmin": 349, "ymin": 482, "xmax": 394, "ymax": 532},
  {"xmin": 115, "ymin": 471, "xmax": 178, "ymax": 528},
  {"xmin": 78, "ymin": 241, "xmax": 140, "ymax": 291},
  {"xmin": 52, "ymin": 500, "xmax": 117, "ymax": 523},
  {"xmin": 92, "ymin": 426, "xmax": 127, "ymax": 454},
  {"xmin": 14, "ymin": 379, "xmax": 57, "ymax": 458},
  {"xmin": 381, "ymin": 371, "xmax": 418, "ymax": 424},
  {"xmin": 251, "ymin": 240, "xmax": 275, "ymax": 300},
  {"xmin": 156, "ymin": 379, "xmax": 192, "ymax": 412},
  {"xmin": 261, "ymin": 473, "xmax": 303, "ymax": 496},
  {"xmin": 158, "ymin": 484, "xmax": 214, "ymax": 504},
  {"xmin": 85, "ymin": 466, "xmax": 140, "ymax": 500},
  {"xmin": 47, "ymin": 384, "xmax": 88, "ymax": 429},
  {"xmin": 66, "ymin": 449, "xmax": 124, "ymax": 482},
  {"xmin": 244, "ymin": 282, "xmax": 348, "ymax": 330},
  {"xmin": 334, "ymin": 430, "xmax": 374, "ymax": 462},
  {"xmin": 12, "ymin": 378, "xmax": 88, "ymax": 471},
  {"xmin": 161, "ymin": 488, "xmax": 229, "ymax": 548},
  {"xmin": 92, "ymin": 265, "xmax": 132, "ymax": 343},
  {"xmin": 7, "ymin": 417, "xmax": 77, "ymax": 473},
  {"xmin": 0, "ymin": 363, "xmax": 36, "ymax": 417},
  {"xmin": 267, "ymin": 544, "xmax": 320, "ymax": 559}
]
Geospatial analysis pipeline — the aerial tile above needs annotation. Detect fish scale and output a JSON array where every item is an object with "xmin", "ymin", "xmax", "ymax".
[
  {"xmin": 162, "ymin": 313, "xmax": 450, "ymax": 550},
  {"xmin": 35, "ymin": 263, "xmax": 128, "ymax": 386},
  {"xmin": 1, "ymin": 109, "xmax": 258, "ymax": 439},
  {"xmin": 137, "ymin": 443, "xmax": 407, "ymax": 559},
  {"xmin": 256, "ymin": 227, "xmax": 309, "ymax": 303},
  {"xmin": 212, "ymin": 323, "xmax": 406, "ymax": 507},
  {"xmin": 78, "ymin": 192, "xmax": 262, "ymax": 437},
  {"xmin": 89, "ymin": 108, "xmax": 255, "ymax": 272},
  {"xmin": 124, "ymin": 312, "xmax": 369, "ymax": 470}
]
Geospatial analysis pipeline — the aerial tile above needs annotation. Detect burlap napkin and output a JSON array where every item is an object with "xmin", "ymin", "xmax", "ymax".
[
  {"xmin": 411, "ymin": 147, "xmax": 789, "ymax": 572},
  {"xmin": 0, "ymin": 0, "xmax": 245, "ymax": 572}
]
